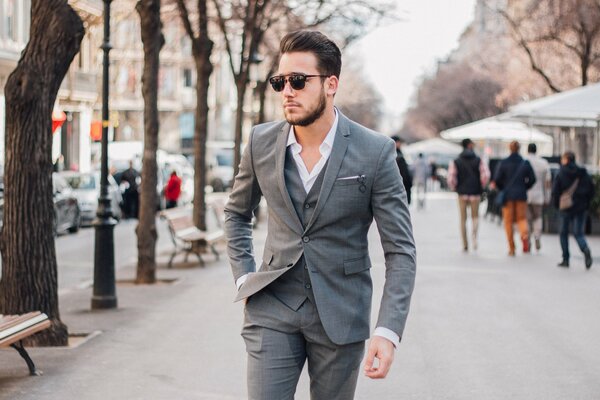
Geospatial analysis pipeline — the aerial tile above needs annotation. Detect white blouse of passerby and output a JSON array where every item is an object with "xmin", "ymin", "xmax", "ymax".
[{"xmin": 526, "ymin": 154, "xmax": 551, "ymax": 205}]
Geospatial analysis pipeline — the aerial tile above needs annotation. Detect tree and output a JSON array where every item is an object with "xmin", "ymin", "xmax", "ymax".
[
  {"xmin": 215, "ymin": 0, "xmax": 395, "ymax": 170},
  {"xmin": 135, "ymin": 0, "xmax": 164, "ymax": 283},
  {"xmin": 0, "ymin": 0, "xmax": 84, "ymax": 346},
  {"xmin": 212, "ymin": 0, "xmax": 286, "ymax": 176},
  {"xmin": 401, "ymin": 62, "xmax": 506, "ymax": 138},
  {"xmin": 494, "ymin": 0, "xmax": 600, "ymax": 92},
  {"xmin": 176, "ymin": 0, "xmax": 214, "ymax": 231}
]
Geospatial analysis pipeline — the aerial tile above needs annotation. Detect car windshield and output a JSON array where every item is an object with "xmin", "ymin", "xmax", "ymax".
[
  {"xmin": 216, "ymin": 152, "xmax": 233, "ymax": 167},
  {"xmin": 65, "ymin": 174, "xmax": 97, "ymax": 190}
]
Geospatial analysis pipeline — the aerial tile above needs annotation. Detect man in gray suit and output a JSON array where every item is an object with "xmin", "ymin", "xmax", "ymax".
[{"xmin": 224, "ymin": 30, "xmax": 416, "ymax": 400}]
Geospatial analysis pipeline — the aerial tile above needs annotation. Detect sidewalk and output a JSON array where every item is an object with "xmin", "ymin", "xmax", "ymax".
[{"xmin": 1, "ymin": 193, "xmax": 599, "ymax": 399}]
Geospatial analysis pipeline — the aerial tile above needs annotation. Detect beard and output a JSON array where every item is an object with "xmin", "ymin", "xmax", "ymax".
[{"xmin": 285, "ymin": 90, "xmax": 327, "ymax": 127}]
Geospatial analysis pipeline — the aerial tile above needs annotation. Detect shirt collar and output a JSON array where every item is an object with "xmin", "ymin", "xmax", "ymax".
[{"xmin": 287, "ymin": 109, "xmax": 339, "ymax": 156}]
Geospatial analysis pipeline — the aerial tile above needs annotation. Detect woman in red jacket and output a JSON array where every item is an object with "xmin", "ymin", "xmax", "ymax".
[{"xmin": 164, "ymin": 171, "xmax": 182, "ymax": 209}]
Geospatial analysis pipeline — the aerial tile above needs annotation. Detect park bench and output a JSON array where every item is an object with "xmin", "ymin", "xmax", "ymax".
[
  {"xmin": 0, "ymin": 311, "xmax": 51, "ymax": 376},
  {"xmin": 160, "ymin": 204, "xmax": 225, "ymax": 268}
]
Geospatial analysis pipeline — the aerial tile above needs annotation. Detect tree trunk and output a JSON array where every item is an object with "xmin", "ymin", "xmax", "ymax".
[
  {"xmin": 0, "ymin": 0, "xmax": 84, "ymax": 346},
  {"xmin": 192, "ymin": 60, "xmax": 211, "ymax": 232},
  {"xmin": 233, "ymin": 77, "xmax": 248, "ymax": 177},
  {"xmin": 135, "ymin": 0, "xmax": 163, "ymax": 283},
  {"xmin": 192, "ymin": 1, "xmax": 213, "ymax": 233}
]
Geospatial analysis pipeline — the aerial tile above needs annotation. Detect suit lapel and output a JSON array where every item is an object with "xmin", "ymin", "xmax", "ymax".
[
  {"xmin": 275, "ymin": 122, "xmax": 304, "ymax": 235},
  {"xmin": 304, "ymin": 113, "xmax": 351, "ymax": 233}
]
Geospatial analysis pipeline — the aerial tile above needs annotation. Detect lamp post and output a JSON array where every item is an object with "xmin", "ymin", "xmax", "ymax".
[{"xmin": 92, "ymin": 0, "xmax": 117, "ymax": 310}]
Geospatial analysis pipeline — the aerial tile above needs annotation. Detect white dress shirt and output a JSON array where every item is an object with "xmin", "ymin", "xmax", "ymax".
[{"xmin": 237, "ymin": 110, "xmax": 399, "ymax": 347}]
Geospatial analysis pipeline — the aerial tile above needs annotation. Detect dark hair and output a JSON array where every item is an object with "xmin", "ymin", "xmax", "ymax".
[
  {"xmin": 527, "ymin": 143, "xmax": 537, "ymax": 154},
  {"xmin": 461, "ymin": 138, "xmax": 473, "ymax": 149},
  {"xmin": 280, "ymin": 30, "xmax": 342, "ymax": 78},
  {"xmin": 563, "ymin": 151, "xmax": 575, "ymax": 163},
  {"xmin": 390, "ymin": 135, "xmax": 402, "ymax": 143}
]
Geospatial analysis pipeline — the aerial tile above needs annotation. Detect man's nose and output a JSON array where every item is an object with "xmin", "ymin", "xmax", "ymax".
[{"xmin": 282, "ymin": 80, "xmax": 295, "ymax": 96}]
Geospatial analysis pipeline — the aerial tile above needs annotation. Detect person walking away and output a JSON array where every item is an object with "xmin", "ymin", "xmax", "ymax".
[
  {"xmin": 391, "ymin": 135, "xmax": 413, "ymax": 205},
  {"xmin": 491, "ymin": 141, "xmax": 536, "ymax": 256},
  {"xmin": 413, "ymin": 153, "xmax": 429, "ymax": 209},
  {"xmin": 525, "ymin": 143, "xmax": 551, "ymax": 251},
  {"xmin": 121, "ymin": 160, "xmax": 140, "ymax": 218},
  {"xmin": 447, "ymin": 138, "xmax": 490, "ymax": 251},
  {"xmin": 164, "ymin": 170, "xmax": 182, "ymax": 209},
  {"xmin": 552, "ymin": 151, "xmax": 595, "ymax": 269},
  {"xmin": 224, "ymin": 30, "xmax": 416, "ymax": 400}
]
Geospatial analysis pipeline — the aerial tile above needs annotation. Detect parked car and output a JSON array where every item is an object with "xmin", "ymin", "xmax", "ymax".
[
  {"xmin": 51, "ymin": 173, "xmax": 81, "ymax": 234},
  {"xmin": 59, "ymin": 171, "xmax": 122, "ymax": 226},
  {"xmin": 206, "ymin": 141, "xmax": 235, "ymax": 192}
]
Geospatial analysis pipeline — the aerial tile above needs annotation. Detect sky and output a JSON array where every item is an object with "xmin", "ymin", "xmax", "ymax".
[{"xmin": 350, "ymin": 0, "xmax": 477, "ymax": 131}]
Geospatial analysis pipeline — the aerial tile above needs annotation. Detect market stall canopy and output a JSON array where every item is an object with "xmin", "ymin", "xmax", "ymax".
[
  {"xmin": 440, "ymin": 117, "xmax": 553, "ymax": 143},
  {"xmin": 505, "ymin": 82, "xmax": 600, "ymax": 127},
  {"xmin": 402, "ymin": 138, "xmax": 462, "ymax": 166}
]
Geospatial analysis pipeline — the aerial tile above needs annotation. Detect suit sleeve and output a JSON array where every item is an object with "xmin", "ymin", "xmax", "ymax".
[
  {"xmin": 371, "ymin": 139, "xmax": 417, "ymax": 340},
  {"xmin": 224, "ymin": 128, "xmax": 263, "ymax": 283}
]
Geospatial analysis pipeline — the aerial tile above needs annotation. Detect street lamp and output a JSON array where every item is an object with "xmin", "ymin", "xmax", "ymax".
[{"xmin": 92, "ymin": 0, "xmax": 117, "ymax": 310}]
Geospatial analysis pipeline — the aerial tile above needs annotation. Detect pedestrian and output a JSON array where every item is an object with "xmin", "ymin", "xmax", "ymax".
[
  {"xmin": 164, "ymin": 170, "xmax": 182, "ymax": 209},
  {"xmin": 447, "ymin": 138, "xmax": 490, "ymax": 251},
  {"xmin": 525, "ymin": 143, "xmax": 551, "ymax": 251},
  {"xmin": 491, "ymin": 141, "xmax": 536, "ymax": 256},
  {"xmin": 391, "ymin": 135, "xmax": 413, "ymax": 205},
  {"xmin": 551, "ymin": 151, "xmax": 595, "ymax": 269},
  {"xmin": 413, "ymin": 153, "xmax": 429, "ymax": 209},
  {"xmin": 224, "ymin": 30, "xmax": 416, "ymax": 400},
  {"xmin": 120, "ymin": 160, "xmax": 140, "ymax": 218}
]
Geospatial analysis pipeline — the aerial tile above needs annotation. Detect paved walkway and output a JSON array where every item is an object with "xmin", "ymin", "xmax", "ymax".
[{"xmin": 1, "ymin": 193, "xmax": 599, "ymax": 399}]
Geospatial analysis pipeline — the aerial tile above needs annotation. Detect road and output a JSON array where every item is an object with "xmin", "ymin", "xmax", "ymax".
[{"xmin": 1, "ymin": 193, "xmax": 599, "ymax": 399}]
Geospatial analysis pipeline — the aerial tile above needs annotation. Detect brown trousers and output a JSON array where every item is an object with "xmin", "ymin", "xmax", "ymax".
[
  {"xmin": 458, "ymin": 197, "xmax": 480, "ymax": 250},
  {"xmin": 502, "ymin": 200, "xmax": 529, "ymax": 253}
]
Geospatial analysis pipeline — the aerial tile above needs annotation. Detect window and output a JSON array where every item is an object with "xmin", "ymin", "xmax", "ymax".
[
  {"xmin": 3, "ymin": 0, "xmax": 17, "ymax": 41},
  {"xmin": 183, "ymin": 68, "xmax": 193, "ymax": 88}
]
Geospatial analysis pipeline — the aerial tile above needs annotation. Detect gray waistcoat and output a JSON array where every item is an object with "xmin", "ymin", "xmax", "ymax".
[{"xmin": 266, "ymin": 148, "xmax": 327, "ymax": 311}]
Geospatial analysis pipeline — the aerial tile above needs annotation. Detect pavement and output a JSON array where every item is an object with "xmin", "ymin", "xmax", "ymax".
[{"xmin": 1, "ymin": 192, "xmax": 599, "ymax": 399}]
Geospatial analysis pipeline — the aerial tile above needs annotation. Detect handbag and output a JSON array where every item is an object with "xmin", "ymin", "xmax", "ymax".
[
  {"xmin": 494, "ymin": 160, "xmax": 526, "ymax": 208},
  {"xmin": 559, "ymin": 178, "xmax": 579, "ymax": 210}
]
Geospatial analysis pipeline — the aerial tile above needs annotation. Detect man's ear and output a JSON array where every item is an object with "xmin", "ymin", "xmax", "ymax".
[{"xmin": 326, "ymin": 75, "xmax": 339, "ymax": 96}]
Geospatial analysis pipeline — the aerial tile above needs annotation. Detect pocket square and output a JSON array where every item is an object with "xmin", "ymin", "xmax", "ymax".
[{"xmin": 337, "ymin": 175, "xmax": 365, "ymax": 181}]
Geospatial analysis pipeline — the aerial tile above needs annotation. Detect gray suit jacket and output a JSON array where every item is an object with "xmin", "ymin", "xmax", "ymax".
[{"xmin": 224, "ymin": 112, "xmax": 416, "ymax": 345}]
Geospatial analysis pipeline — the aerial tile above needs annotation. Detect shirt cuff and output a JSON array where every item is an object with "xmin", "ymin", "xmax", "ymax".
[
  {"xmin": 374, "ymin": 327, "xmax": 400, "ymax": 348},
  {"xmin": 235, "ymin": 274, "xmax": 249, "ymax": 290}
]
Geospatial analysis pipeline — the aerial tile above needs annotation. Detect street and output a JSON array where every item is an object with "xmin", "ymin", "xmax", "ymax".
[{"xmin": 1, "ymin": 193, "xmax": 599, "ymax": 399}]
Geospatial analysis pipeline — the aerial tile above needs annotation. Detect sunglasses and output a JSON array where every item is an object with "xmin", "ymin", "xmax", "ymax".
[{"xmin": 269, "ymin": 73, "xmax": 329, "ymax": 92}]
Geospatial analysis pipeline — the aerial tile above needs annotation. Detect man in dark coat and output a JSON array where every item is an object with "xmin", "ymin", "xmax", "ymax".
[
  {"xmin": 447, "ymin": 138, "xmax": 490, "ymax": 251},
  {"xmin": 120, "ymin": 160, "xmax": 140, "ymax": 218},
  {"xmin": 391, "ymin": 135, "xmax": 412, "ymax": 204},
  {"xmin": 551, "ymin": 151, "xmax": 595, "ymax": 269},
  {"xmin": 491, "ymin": 141, "xmax": 536, "ymax": 256}
]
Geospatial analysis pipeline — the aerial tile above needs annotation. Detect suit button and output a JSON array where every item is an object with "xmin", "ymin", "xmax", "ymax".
[
  {"xmin": 304, "ymin": 203, "xmax": 311, "ymax": 209},
  {"xmin": 303, "ymin": 236, "xmax": 310, "ymax": 243},
  {"xmin": 304, "ymin": 265, "xmax": 308, "ymax": 270},
  {"xmin": 287, "ymin": 263, "xmax": 294, "ymax": 267},
  {"xmin": 305, "ymin": 284, "xmax": 311, "ymax": 289}
]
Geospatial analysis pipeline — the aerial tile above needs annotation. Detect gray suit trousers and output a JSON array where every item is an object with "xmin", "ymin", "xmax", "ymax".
[{"xmin": 242, "ymin": 291, "xmax": 365, "ymax": 400}]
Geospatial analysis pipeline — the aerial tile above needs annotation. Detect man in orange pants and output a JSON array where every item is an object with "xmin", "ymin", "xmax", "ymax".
[{"xmin": 491, "ymin": 141, "xmax": 536, "ymax": 256}]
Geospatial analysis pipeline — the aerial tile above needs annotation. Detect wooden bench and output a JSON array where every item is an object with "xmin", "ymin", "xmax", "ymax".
[
  {"xmin": 0, "ymin": 312, "xmax": 51, "ymax": 375},
  {"xmin": 160, "ymin": 204, "xmax": 225, "ymax": 268}
]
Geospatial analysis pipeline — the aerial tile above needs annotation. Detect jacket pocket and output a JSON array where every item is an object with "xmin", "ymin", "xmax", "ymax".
[{"xmin": 343, "ymin": 255, "xmax": 371, "ymax": 275}]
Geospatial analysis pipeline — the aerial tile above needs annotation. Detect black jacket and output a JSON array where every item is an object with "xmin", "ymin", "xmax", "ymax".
[
  {"xmin": 454, "ymin": 150, "xmax": 482, "ymax": 195},
  {"xmin": 395, "ymin": 149, "xmax": 412, "ymax": 190},
  {"xmin": 493, "ymin": 153, "xmax": 536, "ymax": 201},
  {"xmin": 551, "ymin": 162, "xmax": 595, "ymax": 214}
]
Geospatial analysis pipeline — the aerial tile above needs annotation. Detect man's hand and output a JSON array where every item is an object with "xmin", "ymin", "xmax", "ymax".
[{"xmin": 364, "ymin": 336, "xmax": 395, "ymax": 379}]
